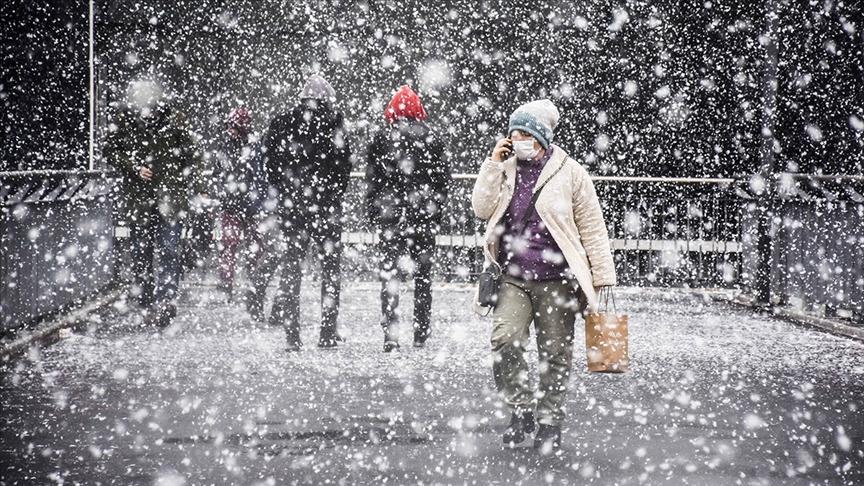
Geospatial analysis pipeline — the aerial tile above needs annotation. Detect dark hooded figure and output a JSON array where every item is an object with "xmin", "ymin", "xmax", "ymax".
[
  {"xmin": 103, "ymin": 78, "xmax": 207, "ymax": 326},
  {"xmin": 365, "ymin": 85, "xmax": 450, "ymax": 351},
  {"xmin": 248, "ymin": 74, "xmax": 352, "ymax": 350}
]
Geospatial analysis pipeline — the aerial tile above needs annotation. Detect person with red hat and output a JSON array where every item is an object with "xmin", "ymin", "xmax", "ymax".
[{"xmin": 365, "ymin": 85, "xmax": 450, "ymax": 351}]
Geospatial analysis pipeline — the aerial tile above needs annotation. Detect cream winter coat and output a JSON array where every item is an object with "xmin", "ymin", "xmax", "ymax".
[{"xmin": 472, "ymin": 145, "xmax": 616, "ymax": 316}]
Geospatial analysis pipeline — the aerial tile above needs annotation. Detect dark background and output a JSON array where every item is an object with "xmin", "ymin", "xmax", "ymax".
[{"xmin": 2, "ymin": 0, "xmax": 862, "ymax": 177}]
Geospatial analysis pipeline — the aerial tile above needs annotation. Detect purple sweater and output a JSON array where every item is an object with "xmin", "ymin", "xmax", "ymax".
[{"xmin": 497, "ymin": 148, "xmax": 569, "ymax": 281}]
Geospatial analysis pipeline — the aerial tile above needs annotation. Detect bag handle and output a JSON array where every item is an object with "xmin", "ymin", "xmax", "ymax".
[{"xmin": 599, "ymin": 286, "xmax": 617, "ymax": 314}]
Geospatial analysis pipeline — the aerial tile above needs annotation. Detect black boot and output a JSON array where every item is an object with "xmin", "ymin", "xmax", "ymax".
[
  {"xmin": 144, "ymin": 302, "xmax": 176, "ymax": 328},
  {"xmin": 383, "ymin": 325, "xmax": 399, "ymax": 352},
  {"xmin": 285, "ymin": 326, "xmax": 302, "ymax": 352},
  {"xmin": 503, "ymin": 411, "xmax": 535, "ymax": 447},
  {"xmin": 244, "ymin": 290, "xmax": 264, "ymax": 322},
  {"xmin": 413, "ymin": 326, "xmax": 432, "ymax": 348},
  {"xmin": 318, "ymin": 326, "xmax": 339, "ymax": 349},
  {"xmin": 533, "ymin": 424, "xmax": 562, "ymax": 452},
  {"xmin": 216, "ymin": 282, "xmax": 233, "ymax": 301},
  {"xmin": 269, "ymin": 293, "xmax": 289, "ymax": 327},
  {"xmin": 161, "ymin": 303, "xmax": 177, "ymax": 327}
]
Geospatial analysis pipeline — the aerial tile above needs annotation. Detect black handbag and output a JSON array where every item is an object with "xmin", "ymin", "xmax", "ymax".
[
  {"xmin": 477, "ymin": 264, "xmax": 502, "ymax": 307},
  {"xmin": 477, "ymin": 180, "xmax": 551, "ymax": 309}
]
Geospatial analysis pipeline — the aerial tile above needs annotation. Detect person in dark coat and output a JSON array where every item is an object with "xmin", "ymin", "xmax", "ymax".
[
  {"xmin": 365, "ymin": 85, "xmax": 450, "ymax": 351},
  {"xmin": 213, "ymin": 106, "xmax": 264, "ymax": 298},
  {"xmin": 103, "ymin": 78, "xmax": 207, "ymax": 326},
  {"xmin": 249, "ymin": 74, "xmax": 352, "ymax": 350}
]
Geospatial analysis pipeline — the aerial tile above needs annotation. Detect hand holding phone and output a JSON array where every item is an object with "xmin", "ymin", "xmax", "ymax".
[{"xmin": 494, "ymin": 138, "xmax": 513, "ymax": 162}]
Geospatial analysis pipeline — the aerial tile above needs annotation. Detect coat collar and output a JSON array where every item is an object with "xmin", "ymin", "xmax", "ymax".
[{"xmin": 501, "ymin": 144, "xmax": 567, "ymax": 192}]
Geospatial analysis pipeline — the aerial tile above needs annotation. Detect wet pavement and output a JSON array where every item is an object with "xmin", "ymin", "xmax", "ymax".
[{"xmin": 2, "ymin": 281, "xmax": 863, "ymax": 486}]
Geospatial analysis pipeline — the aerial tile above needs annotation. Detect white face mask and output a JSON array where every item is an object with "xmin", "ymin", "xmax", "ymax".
[{"xmin": 513, "ymin": 140, "xmax": 540, "ymax": 160}]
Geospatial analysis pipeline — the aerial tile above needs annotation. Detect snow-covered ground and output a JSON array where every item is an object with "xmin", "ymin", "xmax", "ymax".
[{"xmin": 2, "ymin": 281, "xmax": 863, "ymax": 485}]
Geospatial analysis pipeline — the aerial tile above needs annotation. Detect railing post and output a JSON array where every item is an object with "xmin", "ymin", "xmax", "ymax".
[{"xmin": 755, "ymin": 0, "xmax": 779, "ymax": 308}]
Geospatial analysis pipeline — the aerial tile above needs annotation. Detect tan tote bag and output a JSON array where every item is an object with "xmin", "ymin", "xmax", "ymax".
[{"xmin": 584, "ymin": 287, "xmax": 629, "ymax": 372}]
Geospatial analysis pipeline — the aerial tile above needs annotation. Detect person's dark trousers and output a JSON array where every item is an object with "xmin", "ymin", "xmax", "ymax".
[
  {"xmin": 129, "ymin": 213, "xmax": 182, "ymax": 309},
  {"xmin": 181, "ymin": 208, "xmax": 214, "ymax": 271},
  {"xmin": 269, "ymin": 215, "xmax": 343, "ymax": 344},
  {"xmin": 246, "ymin": 215, "xmax": 283, "ymax": 322},
  {"xmin": 219, "ymin": 211, "xmax": 262, "ymax": 289},
  {"xmin": 378, "ymin": 228, "xmax": 435, "ymax": 337}
]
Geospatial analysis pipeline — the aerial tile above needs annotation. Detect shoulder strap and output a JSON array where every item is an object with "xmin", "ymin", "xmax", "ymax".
[
  {"xmin": 515, "ymin": 187, "xmax": 543, "ymax": 236},
  {"xmin": 514, "ymin": 160, "xmax": 565, "ymax": 236}
]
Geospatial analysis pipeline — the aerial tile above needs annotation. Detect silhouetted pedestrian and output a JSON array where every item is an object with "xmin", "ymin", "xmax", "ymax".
[
  {"xmin": 103, "ymin": 78, "xmax": 207, "ymax": 326},
  {"xmin": 249, "ymin": 74, "xmax": 352, "ymax": 350},
  {"xmin": 213, "ymin": 106, "xmax": 264, "ymax": 299},
  {"xmin": 366, "ymin": 85, "xmax": 450, "ymax": 351}
]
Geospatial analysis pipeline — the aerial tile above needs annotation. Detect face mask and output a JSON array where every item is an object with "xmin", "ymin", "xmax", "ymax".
[{"xmin": 513, "ymin": 140, "xmax": 540, "ymax": 160}]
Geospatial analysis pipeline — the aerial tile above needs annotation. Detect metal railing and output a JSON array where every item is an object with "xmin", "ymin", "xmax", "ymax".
[
  {"xmin": 338, "ymin": 173, "xmax": 746, "ymax": 287},
  {"xmin": 741, "ymin": 173, "xmax": 864, "ymax": 322},
  {"xmin": 5, "ymin": 167, "xmax": 861, "ymax": 331},
  {"xmin": 1, "ymin": 171, "xmax": 116, "ymax": 334}
]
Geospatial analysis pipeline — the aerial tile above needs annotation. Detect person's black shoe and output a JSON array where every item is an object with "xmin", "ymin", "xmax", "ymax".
[
  {"xmin": 318, "ymin": 338, "xmax": 337, "ymax": 349},
  {"xmin": 383, "ymin": 327, "xmax": 400, "ymax": 352},
  {"xmin": 145, "ymin": 302, "xmax": 176, "ymax": 327},
  {"xmin": 285, "ymin": 327, "xmax": 303, "ymax": 352},
  {"xmin": 533, "ymin": 424, "xmax": 562, "ymax": 453},
  {"xmin": 503, "ymin": 411, "xmax": 535, "ymax": 448},
  {"xmin": 244, "ymin": 290, "xmax": 264, "ymax": 322},
  {"xmin": 318, "ymin": 328, "xmax": 339, "ymax": 349},
  {"xmin": 141, "ymin": 307, "xmax": 158, "ymax": 326},
  {"xmin": 413, "ymin": 327, "xmax": 432, "ymax": 348},
  {"xmin": 216, "ymin": 282, "xmax": 233, "ymax": 300}
]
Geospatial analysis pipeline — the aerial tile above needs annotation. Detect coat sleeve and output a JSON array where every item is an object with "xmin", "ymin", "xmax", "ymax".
[
  {"xmin": 429, "ymin": 139, "xmax": 450, "ymax": 224},
  {"xmin": 571, "ymin": 164, "xmax": 617, "ymax": 287},
  {"xmin": 471, "ymin": 158, "xmax": 506, "ymax": 221},
  {"xmin": 332, "ymin": 113, "xmax": 353, "ymax": 198},
  {"xmin": 364, "ymin": 132, "xmax": 386, "ymax": 226},
  {"xmin": 102, "ymin": 115, "xmax": 136, "ymax": 175},
  {"xmin": 173, "ymin": 112, "xmax": 208, "ymax": 195},
  {"xmin": 263, "ymin": 117, "xmax": 286, "ymax": 193}
]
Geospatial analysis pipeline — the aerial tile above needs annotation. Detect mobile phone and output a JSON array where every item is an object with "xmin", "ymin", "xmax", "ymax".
[{"xmin": 501, "ymin": 141, "xmax": 513, "ymax": 159}]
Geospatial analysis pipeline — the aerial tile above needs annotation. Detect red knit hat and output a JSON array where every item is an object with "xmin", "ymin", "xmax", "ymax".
[
  {"xmin": 384, "ymin": 85, "xmax": 426, "ymax": 124},
  {"xmin": 225, "ymin": 107, "xmax": 252, "ymax": 135}
]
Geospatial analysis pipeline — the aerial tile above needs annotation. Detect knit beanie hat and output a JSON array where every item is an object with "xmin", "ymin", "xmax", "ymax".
[
  {"xmin": 225, "ymin": 107, "xmax": 252, "ymax": 135},
  {"xmin": 384, "ymin": 85, "xmax": 426, "ymax": 124},
  {"xmin": 299, "ymin": 74, "xmax": 337, "ymax": 105},
  {"xmin": 508, "ymin": 99, "xmax": 560, "ymax": 149}
]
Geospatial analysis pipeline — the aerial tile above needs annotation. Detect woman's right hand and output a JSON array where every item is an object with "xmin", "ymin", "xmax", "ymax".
[{"xmin": 491, "ymin": 138, "xmax": 512, "ymax": 162}]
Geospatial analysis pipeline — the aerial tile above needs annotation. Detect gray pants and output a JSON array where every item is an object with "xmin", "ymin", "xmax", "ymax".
[{"xmin": 491, "ymin": 275, "xmax": 583, "ymax": 426}]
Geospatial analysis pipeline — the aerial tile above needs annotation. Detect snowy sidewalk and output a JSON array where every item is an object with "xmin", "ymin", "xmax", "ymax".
[{"xmin": 2, "ymin": 282, "xmax": 863, "ymax": 485}]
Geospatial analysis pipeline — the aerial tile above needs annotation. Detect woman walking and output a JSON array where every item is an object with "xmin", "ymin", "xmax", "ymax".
[{"xmin": 471, "ymin": 99, "xmax": 616, "ymax": 452}]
